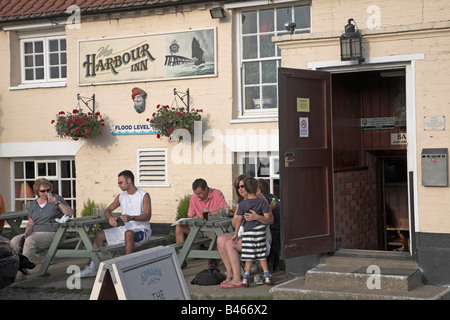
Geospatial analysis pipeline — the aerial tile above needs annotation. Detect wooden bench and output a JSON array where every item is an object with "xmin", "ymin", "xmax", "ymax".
[
  {"xmin": 92, "ymin": 235, "xmax": 168, "ymax": 256},
  {"xmin": 168, "ymin": 236, "xmax": 211, "ymax": 251}
]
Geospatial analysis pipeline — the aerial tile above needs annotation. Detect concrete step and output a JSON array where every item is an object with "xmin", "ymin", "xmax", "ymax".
[
  {"xmin": 270, "ymin": 277, "xmax": 450, "ymax": 300},
  {"xmin": 308, "ymin": 252, "xmax": 422, "ymax": 292},
  {"xmin": 305, "ymin": 264, "xmax": 422, "ymax": 292},
  {"xmin": 270, "ymin": 250, "xmax": 450, "ymax": 300}
]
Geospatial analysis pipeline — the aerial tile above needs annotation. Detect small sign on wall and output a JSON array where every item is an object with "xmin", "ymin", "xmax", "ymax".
[
  {"xmin": 424, "ymin": 116, "xmax": 445, "ymax": 131},
  {"xmin": 361, "ymin": 117, "xmax": 395, "ymax": 130},
  {"xmin": 391, "ymin": 133, "xmax": 407, "ymax": 145}
]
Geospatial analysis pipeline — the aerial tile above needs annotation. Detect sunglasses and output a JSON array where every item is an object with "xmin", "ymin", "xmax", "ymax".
[
  {"xmin": 39, "ymin": 189, "xmax": 51, "ymax": 193},
  {"xmin": 237, "ymin": 184, "xmax": 245, "ymax": 189}
]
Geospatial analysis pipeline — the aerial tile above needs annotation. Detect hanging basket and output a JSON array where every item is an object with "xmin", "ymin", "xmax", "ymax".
[
  {"xmin": 147, "ymin": 104, "xmax": 202, "ymax": 140},
  {"xmin": 52, "ymin": 109, "xmax": 105, "ymax": 141}
]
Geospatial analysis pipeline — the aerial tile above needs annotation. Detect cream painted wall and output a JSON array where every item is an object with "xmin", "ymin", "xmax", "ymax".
[
  {"xmin": 0, "ymin": 5, "xmax": 279, "ymax": 223},
  {"xmin": 69, "ymin": 9, "xmax": 237, "ymax": 222}
]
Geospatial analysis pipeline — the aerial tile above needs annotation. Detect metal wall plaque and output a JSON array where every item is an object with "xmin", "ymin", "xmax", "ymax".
[
  {"xmin": 424, "ymin": 116, "xmax": 445, "ymax": 131},
  {"xmin": 361, "ymin": 117, "xmax": 395, "ymax": 130}
]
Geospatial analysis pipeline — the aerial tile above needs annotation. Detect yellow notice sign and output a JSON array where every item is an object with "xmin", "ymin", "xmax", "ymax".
[{"xmin": 297, "ymin": 98, "xmax": 310, "ymax": 112}]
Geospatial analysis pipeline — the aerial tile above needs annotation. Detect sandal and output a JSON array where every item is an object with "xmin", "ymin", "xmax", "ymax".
[{"xmin": 220, "ymin": 282, "xmax": 245, "ymax": 289}]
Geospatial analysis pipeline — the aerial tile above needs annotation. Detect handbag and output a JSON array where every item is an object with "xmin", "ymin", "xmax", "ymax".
[{"xmin": 190, "ymin": 267, "xmax": 226, "ymax": 286}]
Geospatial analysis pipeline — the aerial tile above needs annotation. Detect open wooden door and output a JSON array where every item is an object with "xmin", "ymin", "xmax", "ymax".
[{"xmin": 279, "ymin": 67, "xmax": 334, "ymax": 258}]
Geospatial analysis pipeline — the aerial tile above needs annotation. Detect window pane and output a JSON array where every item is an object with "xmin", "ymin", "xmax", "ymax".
[
  {"xmin": 34, "ymin": 41, "xmax": 43, "ymax": 53},
  {"xmin": 14, "ymin": 162, "xmax": 24, "ymax": 179},
  {"xmin": 61, "ymin": 160, "xmax": 71, "ymax": 178},
  {"xmin": 49, "ymin": 39, "xmax": 59, "ymax": 52},
  {"xmin": 261, "ymin": 61, "xmax": 277, "ymax": 83},
  {"xmin": 38, "ymin": 163, "xmax": 46, "ymax": 176},
  {"xmin": 35, "ymin": 54, "xmax": 44, "ymax": 66},
  {"xmin": 61, "ymin": 66, "xmax": 67, "ymax": 78},
  {"xmin": 277, "ymin": 7, "xmax": 292, "ymax": 31},
  {"xmin": 274, "ymin": 158, "xmax": 280, "ymax": 175},
  {"xmin": 260, "ymin": 35, "xmax": 275, "ymax": 58},
  {"xmin": 244, "ymin": 62, "xmax": 259, "ymax": 85},
  {"xmin": 25, "ymin": 69, "xmax": 34, "ymax": 80},
  {"xmin": 50, "ymin": 53, "xmax": 59, "ymax": 65},
  {"xmin": 60, "ymin": 39, "xmax": 66, "ymax": 51},
  {"xmin": 259, "ymin": 9, "xmax": 274, "ymax": 33},
  {"xmin": 50, "ymin": 67, "xmax": 60, "ymax": 78},
  {"xmin": 245, "ymin": 86, "xmax": 260, "ymax": 110},
  {"xmin": 25, "ymin": 55, "xmax": 33, "ymax": 67},
  {"xmin": 25, "ymin": 162, "xmax": 35, "ymax": 179},
  {"xmin": 242, "ymin": 11, "xmax": 257, "ymax": 34},
  {"xmin": 72, "ymin": 180, "xmax": 76, "ymax": 197},
  {"xmin": 48, "ymin": 162, "xmax": 57, "ymax": 176},
  {"xmin": 35, "ymin": 68, "xmax": 44, "ymax": 79},
  {"xmin": 262, "ymin": 85, "xmax": 277, "ymax": 109},
  {"xmin": 243, "ymin": 157, "xmax": 256, "ymax": 176},
  {"xmin": 61, "ymin": 52, "xmax": 67, "ymax": 64},
  {"xmin": 257, "ymin": 157, "xmax": 270, "ymax": 177},
  {"xmin": 61, "ymin": 180, "xmax": 71, "ymax": 197},
  {"xmin": 72, "ymin": 161, "xmax": 76, "ymax": 177},
  {"xmin": 242, "ymin": 35, "xmax": 257, "ymax": 59},
  {"xmin": 295, "ymin": 6, "xmax": 311, "ymax": 29},
  {"xmin": 24, "ymin": 42, "xmax": 33, "ymax": 54}
]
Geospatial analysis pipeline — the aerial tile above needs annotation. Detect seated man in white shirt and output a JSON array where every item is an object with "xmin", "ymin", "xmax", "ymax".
[{"xmin": 79, "ymin": 170, "xmax": 152, "ymax": 277}]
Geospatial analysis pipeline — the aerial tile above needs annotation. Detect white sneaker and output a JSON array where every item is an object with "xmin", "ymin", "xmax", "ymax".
[{"xmin": 78, "ymin": 266, "xmax": 97, "ymax": 278}]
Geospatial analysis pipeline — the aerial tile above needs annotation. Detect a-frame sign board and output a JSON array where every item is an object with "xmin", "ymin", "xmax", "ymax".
[{"xmin": 90, "ymin": 246, "xmax": 190, "ymax": 300}]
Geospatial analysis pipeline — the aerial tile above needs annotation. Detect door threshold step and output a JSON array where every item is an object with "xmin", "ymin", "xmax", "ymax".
[
  {"xmin": 270, "ymin": 277, "xmax": 450, "ymax": 300},
  {"xmin": 305, "ymin": 265, "xmax": 422, "ymax": 292}
]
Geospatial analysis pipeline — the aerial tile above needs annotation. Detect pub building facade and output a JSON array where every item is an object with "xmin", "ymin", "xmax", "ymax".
[{"xmin": 1, "ymin": 0, "xmax": 450, "ymax": 285}]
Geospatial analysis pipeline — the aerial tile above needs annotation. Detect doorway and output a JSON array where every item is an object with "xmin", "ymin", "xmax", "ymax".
[{"xmin": 331, "ymin": 70, "xmax": 408, "ymax": 252}]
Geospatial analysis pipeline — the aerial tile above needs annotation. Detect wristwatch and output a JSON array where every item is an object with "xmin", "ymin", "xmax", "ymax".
[
  {"xmin": 131, "ymin": 216, "xmax": 135, "ymax": 221},
  {"xmin": 57, "ymin": 201, "xmax": 61, "ymax": 205}
]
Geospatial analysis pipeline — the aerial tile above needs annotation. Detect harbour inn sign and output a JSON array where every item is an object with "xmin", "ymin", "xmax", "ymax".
[
  {"xmin": 82, "ymin": 42, "xmax": 156, "ymax": 77},
  {"xmin": 78, "ymin": 28, "xmax": 217, "ymax": 86}
]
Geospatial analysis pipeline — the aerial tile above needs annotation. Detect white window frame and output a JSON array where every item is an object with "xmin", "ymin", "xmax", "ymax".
[
  {"xmin": 235, "ymin": 2, "xmax": 311, "ymax": 119},
  {"xmin": 11, "ymin": 158, "xmax": 76, "ymax": 212},
  {"xmin": 20, "ymin": 35, "xmax": 67, "ymax": 84},
  {"xmin": 237, "ymin": 152, "xmax": 280, "ymax": 196},
  {"xmin": 136, "ymin": 148, "xmax": 170, "ymax": 187}
]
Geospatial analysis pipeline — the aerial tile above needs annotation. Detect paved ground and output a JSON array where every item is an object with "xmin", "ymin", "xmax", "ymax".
[{"xmin": 0, "ymin": 250, "xmax": 287, "ymax": 300}]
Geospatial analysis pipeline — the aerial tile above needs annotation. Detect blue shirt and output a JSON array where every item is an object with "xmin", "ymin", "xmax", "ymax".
[{"xmin": 236, "ymin": 197, "xmax": 269, "ymax": 232}]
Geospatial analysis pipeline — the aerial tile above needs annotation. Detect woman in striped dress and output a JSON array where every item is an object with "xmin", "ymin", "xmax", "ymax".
[{"xmin": 232, "ymin": 177, "xmax": 274, "ymax": 286}]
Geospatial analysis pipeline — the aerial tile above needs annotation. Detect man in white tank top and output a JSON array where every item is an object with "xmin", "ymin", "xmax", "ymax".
[{"xmin": 79, "ymin": 170, "xmax": 152, "ymax": 277}]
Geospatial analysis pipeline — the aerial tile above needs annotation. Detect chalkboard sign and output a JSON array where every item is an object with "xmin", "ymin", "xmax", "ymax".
[{"xmin": 90, "ymin": 246, "xmax": 190, "ymax": 300}]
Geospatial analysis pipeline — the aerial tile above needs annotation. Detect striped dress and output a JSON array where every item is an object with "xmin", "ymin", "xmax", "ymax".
[{"xmin": 241, "ymin": 224, "xmax": 267, "ymax": 261}]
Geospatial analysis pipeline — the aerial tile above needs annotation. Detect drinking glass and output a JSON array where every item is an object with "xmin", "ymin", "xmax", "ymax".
[{"xmin": 202, "ymin": 207, "xmax": 209, "ymax": 221}]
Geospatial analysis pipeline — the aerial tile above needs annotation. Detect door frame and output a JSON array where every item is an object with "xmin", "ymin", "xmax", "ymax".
[{"xmin": 308, "ymin": 54, "xmax": 423, "ymax": 254}]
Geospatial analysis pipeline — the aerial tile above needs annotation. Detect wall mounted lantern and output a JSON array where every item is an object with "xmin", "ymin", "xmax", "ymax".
[
  {"xmin": 284, "ymin": 21, "xmax": 296, "ymax": 35},
  {"xmin": 340, "ymin": 18, "xmax": 364, "ymax": 63},
  {"xmin": 210, "ymin": 7, "xmax": 226, "ymax": 19}
]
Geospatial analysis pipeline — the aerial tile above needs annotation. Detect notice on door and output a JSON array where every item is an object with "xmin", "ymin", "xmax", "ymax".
[
  {"xmin": 297, "ymin": 98, "xmax": 310, "ymax": 112},
  {"xmin": 299, "ymin": 117, "xmax": 309, "ymax": 138}
]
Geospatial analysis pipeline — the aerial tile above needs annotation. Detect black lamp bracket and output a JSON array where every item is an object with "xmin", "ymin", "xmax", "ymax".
[
  {"xmin": 173, "ymin": 88, "xmax": 190, "ymax": 112},
  {"xmin": 77, "ymin": 93, "xmax": 95, "ymax": 114}
]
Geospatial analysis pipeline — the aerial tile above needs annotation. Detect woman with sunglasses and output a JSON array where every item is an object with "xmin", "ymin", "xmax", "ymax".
[
  {"xmin": 216, "ymin": 174, "xmax": 251, "ymax": 288},
  {"xmin": 10, "ymin": 178, "xmax": 73, "ymax": 279}
]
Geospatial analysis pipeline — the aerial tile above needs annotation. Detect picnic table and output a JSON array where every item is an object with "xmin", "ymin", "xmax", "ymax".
[
  {"xmin": 37, "ymin": 212, "xmax": 122, "ymax": 276},
  {"xmin": 176, "ymin": 215, "xmax": 234, "ymax": 267},
  {"xmin": 0, "ymin": 210, "xmax": 29, "ymax": 237}
]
